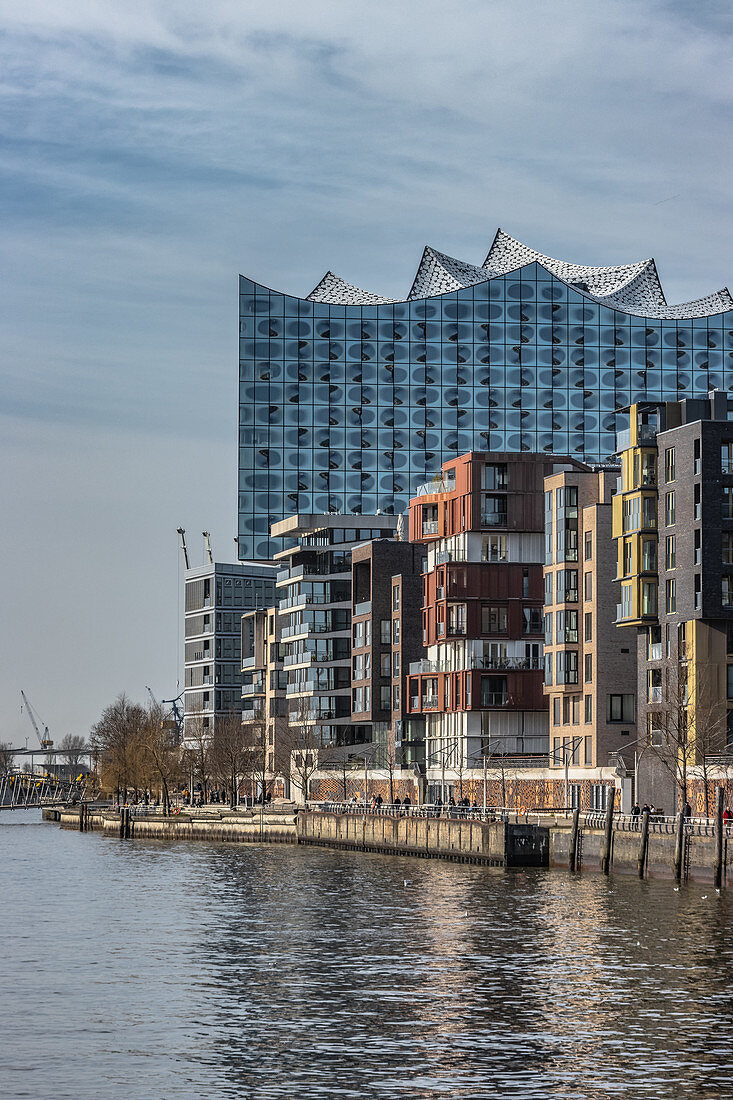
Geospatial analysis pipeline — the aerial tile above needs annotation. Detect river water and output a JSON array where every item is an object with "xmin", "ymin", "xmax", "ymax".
[{"xmin": 1, "ymin": 811, "xmax": 732, "ymax": 1099}]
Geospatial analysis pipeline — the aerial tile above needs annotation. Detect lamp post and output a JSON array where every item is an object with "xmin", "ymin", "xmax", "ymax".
[{"xmin": 425, "ymin": 738, "xmax": 459, "ymax": 803}]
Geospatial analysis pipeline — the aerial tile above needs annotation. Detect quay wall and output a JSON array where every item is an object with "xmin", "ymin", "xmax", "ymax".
[{"xmin": 47, "ymin": 805, "xmax": 298, "ymax": 844}]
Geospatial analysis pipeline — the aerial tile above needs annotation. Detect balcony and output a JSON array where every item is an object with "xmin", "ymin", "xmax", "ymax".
[
  {"xmin": 436, "ymin": 550, "xmax": 466, "ymax": 564},
  {"xmin": 481, "ymin": 511, "xmax": 508, "ymax": 527},
  {"xmin": 284, "ymin": 650, "xmax": 313, "ymax": 666},
  {"xmin": 354, "ymin": 600, "xmax": 371, "ymax": 616},
  {"xmin": 415, "ymin": 478, "xmax": 455, "ymax": 498},
  {"xmin": 481, "ymin": 692, "xmax": 508, "ymax": 706},
  {"xmin": 421, "ymin": 695, "xmax": 439, "ymax": 708},
  {"xmin": 422, "ymin": 520, "xmax": 439, "ymax": 536},
  {"xmin": 242, "ymin": 682, "xmax": 265, "ymax": 696}
]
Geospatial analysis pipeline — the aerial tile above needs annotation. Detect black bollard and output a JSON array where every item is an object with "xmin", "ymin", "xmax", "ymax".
[
  {"xmin": 569, "ymin": 807, "xmax": 580, "ymax": 872},
  {"xmin": 674, "ymin": 811, "xmax": 685, "ymax": 881},
  {"xmin": 637, "ymin": 808, "xmax": 650, "ymax": 878},
  {"xmin": 601, "ymin": 788, "xmax": 615, "ymax": 874},
  {"xmin": 714, "ymin": 786, "xmax": 724, "ymax": 890}
]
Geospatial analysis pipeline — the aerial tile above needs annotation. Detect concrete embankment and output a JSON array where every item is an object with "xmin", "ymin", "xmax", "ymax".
[
  {"xmin": 297, "ymin": 810, "xmax": 732, "ymax": 884},
  {"xmin": 44, "ymin": 804, "xmax": 298, "ymax": 844}
]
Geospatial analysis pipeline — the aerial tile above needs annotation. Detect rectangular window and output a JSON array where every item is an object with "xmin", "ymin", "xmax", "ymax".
[
  {"xmin": 484, "ymin": 534, "xmax": 508, "ymax": 562},
  {"xmin": 392, "ymin": 684, "xmax": 400, "ymax": 710},
  {"xmin": 584, "ymin": 694, "xmax": 592, "ymax": 724},
  {"xmin": 353, "ymin": 621, "xmax": 364, "ymax": 647},
  {"xmin": 572, "ymin": 696, "xmax": 580, "ymax": 724},
  {"xmin": 584, "ymin": 572, "xmax": 592, "ymax": 601},
  {"xmin": 522, "ymin": 568, "xmax": 530, "ymax": 599},
  {"xmin": 642, "ymin": 497, "xmax": 657, "ymax": 529},
  {"xmin": 380, "ymin": 620, "xmax": 390, "ymax": 644},
  {"xmin": 607, "ymin": 694, "xmax": 635, "ymax": 722},
  {"xmin": 584, "ymin": 653, "xmax": 592, "ymax": 684},
  {"xmin": 365, "ymin": 620, "xmax": 371, "ymax": 647},
  {"xmin": 553, "ymin": 698, "xmax": 561, "ymax": 726},
  {"xmin": 723, "ymin": 442, "xmax": 733, "ymax": 474},
  {"xmin": 642, "ymin": 539, "xmax": 657, "ymax": 572},
  {"xmin": 584, "ymin": 737, "xmax": 592, "ymax": 766},
  {"xmin": 380, "ymin": 653, "xmax": 391, "ymax": 677},
  {"xmin": 648, "ymin": 624, "xmax": 662, "ymax": 660},
  {"xmin": 584, "ymin": 612, "xmax": 592, "ymax": 642},
  {"xmin": 482, "ymin": 605, "xmax": 508, "ymax": 633},
  {"xmin": 647, "ymin": 668, "xmax": 662, "ymax": 704},
  {"xmin": 562, "ymin": 696, "xmax": 571, "ymax": 725},
  {"xmin": 666, "ymin": 535, "xmax": 676, "ymax": 570},
  {"xmin": 392, "ymin": 650, "xmax": 400, "ymax": 677},
  {"xmin": 544, "ymin": 613, "xmax": 553, "ymax": 645},
  {"xmin": 666, "ymin": 578, "xmax": 677, "ymax": 614},
  {"xmin": 665, "ymin": 447, "xmax": 676, "ymax": 483},
  {"xmin": 483, "ymin": 494, "xmax": 508, "ymax": 526},
  {"xmin": 565, "ymin": 569, "xmax": 578, "ymax": 602},
  {"xmin": 565, "ymin": 609, "xmax": 578, "ymax": 643},
  {"xmin": 392, "ymin": 585, "xmax": 400, "ymax": 611},
  {"xmin": 665, "ymin": 491, "xmax": 676, "ymax": 526},
  {"xmin": 623, "ymin": 539, "xmax": 633, "ymax": 576},
  {"xmin": 544, "ymin": 652, "xmax": 553, "ymax": 686},
  {"xmin": 380, "ymin": 686, "xmax": 391, "ymax": 710},
  {"xmin": 544, "ymin": 571, "xmax": 553, "ymax": 603},
  {"xmin": 392, "ymin": 619, "xmax": 400, "ymax": 645},
  {"xmin": 642, "ymin": 581, "xmax": 657, "ymax": 616},
  {"xmin": 483, "ymin": 463, "xmax": 508, "ymax": 490},
  {"xmin": 723, "ymin": 577, "xmax": 733, "ymax": 607},
  {"xmin": 694, "ymin": 483, "xmax": 701, "ymax": 521},
  {"xmin": 728, "ymin": 666, "xmax": 733, "ymax": 701},
  {"xmin": 724, "ymin": 487, "xmax": 733, "ymax": 521},
  {"xmin": 584, "ymin": 531, "xmax": 592, "ymax": 561},
  {"xmin": 523, "ymin": 608, "xmax": 543, "ymax": 634},
  {"xmin": 621, "ymin": 583, "xmax": 632, "ymax": 620},
  {"xmin": 723, "ymin": 534, "xmax": 733, "ymax": 566}
]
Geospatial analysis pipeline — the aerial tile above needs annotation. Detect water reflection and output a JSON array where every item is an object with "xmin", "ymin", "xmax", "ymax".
[{"xmin": 1, "ymin": 813, "xmax": 731, "ymax": 1099}]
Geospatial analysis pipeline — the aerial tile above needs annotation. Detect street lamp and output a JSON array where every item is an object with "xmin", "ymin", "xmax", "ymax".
[
  {"xmin": 425, "ymin": 737, "xmax": 459, "ymax": 804},
  {"xmin": 550, "ymin": 735, "xmax": 585, "ymax": 812},
  {"xmin": 608, "ymin": 733, "xmax": 650, "ymax": 807}
]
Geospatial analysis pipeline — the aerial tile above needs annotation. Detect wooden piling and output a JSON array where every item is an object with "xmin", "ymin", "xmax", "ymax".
[
  {"xmin": 601, "ymin": 790, "xmax": 615, "ymax": 874},
  {"xmin": 79, "ymin": 804, "xmax": 86, "ymax": 833},
  {"xmin": 714, "ymin": 786, "xmax": 724, "ymax": 890},
  {"xmin": 673, "ymin": 811, "xmax": 684, "ymax": 881},
  {"xmin": 569, "ymin": 808, "xmax": 580, "ymax": 872},
  {"xmin": 637, "ymin": 808, "xmax": 650, "ymax": 878}
]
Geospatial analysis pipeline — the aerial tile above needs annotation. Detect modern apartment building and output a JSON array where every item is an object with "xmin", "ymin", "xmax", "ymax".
[
  {"xmin": 543, "ymin": 466, "xmax": 637, "ymax": 805},
  {"xmin": 183, "ymin": 561, "xmax": 277, "ymax": 740},
  {"xmin": 350, "ymin": 539, "xmax": 426, "ymax": 768},
  {"xmin": 239, "ymin": 231, "xmax": 732, "ymax": 560},
  {"xmin": 241, "ymin": 606, "xmax": 288, "ymax": 789},
  {"xmin": 272, "ymin": 513, "xmax": 397, "ymax": 748},
  {"xmin": 406, "ymin": 451, "xmax": 586, "ymax": 797},
  {"xmin": 614, "ymin": 396, "xmax": 733, "ymax": 809}
]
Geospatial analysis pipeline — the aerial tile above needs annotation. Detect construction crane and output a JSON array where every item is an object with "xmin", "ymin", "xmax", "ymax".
[
  {"xmin": 161, "ymin": 693, "xmax": 184, "ymax": 743},
  {"xmin": 202, "ymin": 531, "xmax": 213, "ymax": 565},
  {"xmin": 176, "ymin": 527, "xmax": 190, "ymax": 570},
  {"xmin": 146, "ymin": 686, "xmax": 158, "ymax": 707},
  {"xmin": 20, "ymin": 691, "xmax": 53, "ymax": 750}
]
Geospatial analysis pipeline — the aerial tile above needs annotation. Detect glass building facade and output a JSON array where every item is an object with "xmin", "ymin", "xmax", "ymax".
[{"xmin": 239, "ymin": 247, "xmax": 733, "ymax": 561}]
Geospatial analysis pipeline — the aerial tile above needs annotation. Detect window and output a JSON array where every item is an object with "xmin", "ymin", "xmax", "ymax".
[
  {"xmin": 545, "ymin": 572, "xmax": 554, "ymax": 603},
  {"xmin": 522, "ymin": 568, "xmax": 530, "ymax": 598},
  {"xmin": 665, "ymin": 447, "xmax": 676, "ymax": 483},
  {"xmin": 553, "ymin": 698, "xmax": 561, "ymax": 726},
  {"xmin": 584, "ymin": 531, "xmax": 592, "ymax": 560},
  {"xmin": 544, "ymin": 613, "xmax": 553, "ymax": 645},
  {"xmin": 447, "ymin": 605, "xmax": 465, "ymax": 635},
  {"xmin": 481, "ymin": 675, "xmax": 507, "ymax": 706},
  {"xmin": 523, "ymin": 608, "xmax": 543, "ymax": 633},
  {"xmin": 380, "ymin": 686, "xmax": 391, "ymax": 710},
  {"xmin": 647, "ymin": 668, "xmax": 662, "ymax": 704},
  {"xmin": 623, "ymin": 496, "xmax": 640, "ymax": 532},
  {"xmin": 380, "ymin": 620, "xmax": 390, "ymax": 644},
  {"xmin": 393, "ymin": 651, "xmax": 400, "ymax": 677},
  {"xmin": 723, "ymin": 442, "xmax": 733, "ymax": 474},
  {"xmin": 642, "ymin": 581, "xmax": 657, "ymax": 616},
  {"xmin": 723, "ymin": 534, "xmax": 733, "ymax": 566},
  {"xmin": 544, "ymin": 652, "xmax": 553, "ymax": 686},
  {"xmin": 365, "ymin": 620, "xmax": 371, "ymax": 647},
  {"xmin": 642, "ymin": 539, "xmax": 657, "ymax": 572},
  {"xmin": 666, "ymin": 578, "xmax": 677, "ymax": 614},
  {"xmin": 556, "ymin": 650, "xmax": 579, "ymax": 685},
  {"xmin": 353, "ymin": 620, "xmax": 364, "ymax": 647},
  {"xmin": 584, "ymin": 737, "xmax": 593, "ymax": 766},
  {"xmin": 666, "ymin": 535, "xmax": 676, "ymax": 570},
  {"xmin": 392, "ymin": 619, "xmax": 400, "ymax": 644},
  {"xmin": 584, "ymin": 612, "xmax": 593, "ymax": 642},
  {"xmin": 640, "ymin": 452, "xmax": 656, "ymax": 486},
  {"xmin": 562, "ymin": 696, "xmax": 571, "ymax": 725},
  {"xmin": 392, "ymin": 684, "xmax": 400, "ymax": 710},
  {"xmin": 665, "ymin": 491, "xmax": 676, "ymax": 526},
  {"xmin": 482, "ymin": 605, "xmax": 508, "ymax": 633},
  {"xmin": 380, "ymin": 653, "xmax": 391, "ymax": 677},
  {"xmin": 584, "ymin": 572, "xmax": 592, "ymax": 601},
  {"xmin": 642, "ymin": 497, "xmax": 657, "ymax": 529},
  {"xmin": 607, "ymin": 694, "xmax": 635, "ymax": 722},
  {"xmin": 584, "ymin": 694, "xmax": 592, "ymax": 724},
  {"xmin": 723, "ymin": 577, "xmax": 733, "ymax": 607},
  {"xmin": 728, "ymin": 666, "xmax": 733, "ymax": 701},
  {"xmin": 591, "ymin": 785, "xmax": 608, "ymax": 811},
  {"xmin": 678, "ymin": 621, "xmax": 687, "ymax": 659},
  {"xmin": 694, "ymin": 529, "xmax": 701, "ymax": 566},
  {"xmin": 352, "ymin": 654, "xmax": 364, "ymax": 679},
  {"xmin": 565, "ymin": 570, "xmax": 578, "ymax": 602},
  {"xmin": 648, "ymin": 625, "xmax": 662, "ymax": 661},
  {"xmin": 584, "ymin": 653, "xmax": 592, "ymax": 684},
  {"xmin": 694, "ymin": 483, "xmax": 701, "ymax": 521},
  {"xmin": 484, "ymin": 534, "xmax": 508, "ymax": 561},
  {"xmin": 483, "ymin": 463, "xmax": 508, "ymax": 490},
  {"xmin": 623, "ymin": 539, "xmax": 633, "ymax": 576},
  {"xmin": 392, "ymin": 585, "xmax": 400, "ymax": 611},
  {"xmin": 621, "ymin": 583, "xmax": 632, "ymax": 620},
  {"xmin": 572, "ymin": 696, "xmax": 580, "ymax": 724},
  {"xmin": 694, "ymin": 574, "xmax": 701, "ymax": 610},
  {"xmin": 725, "ymin": 486, "xmax": 733, "ymax": 521},
  {"xmin": 483, "ymin": 494, "xmax": 508, "ymax": 526}
]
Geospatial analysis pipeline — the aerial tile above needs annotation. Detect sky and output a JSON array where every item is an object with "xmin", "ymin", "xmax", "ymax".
[{"xmin": 1, "ymin": 0, "xmax": 732, "ymax": 747}]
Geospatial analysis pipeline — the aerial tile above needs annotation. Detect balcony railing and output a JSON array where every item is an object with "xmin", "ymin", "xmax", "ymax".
[
  {"xmin": 422, "ymin": 520, "xmax": 439, "ymax": 536},
  {"xmin": 421, "ymin": 695, "xmax": 439, "ymax": 708},
  {"xmin": 481, "ymin": 511, "xmax": 507, "ymax": 527},
  {"xmin": 436, "ymin": 550, "xmax": 467, "ymax": 564},
  {"xmin": 409, "ymin": 657, "xmax": 542, "ymax": 675},
  {"xmin": 354, "ymin": 600, "xmax": 371, "ymax": 616},
  {"xmin": 415, "ymin": 479, "xmax": 455, "ymax": 497},
  {"xmin": 284, "ymin": 650, "xmax": 313, "ymax": 666},
  {"xmin": 242, "ymin": 682, "xmax": 265, "ymax": 696},
  {"xmin": 481, "ymin": 692, "xmax": 508, "ymax": 706}
]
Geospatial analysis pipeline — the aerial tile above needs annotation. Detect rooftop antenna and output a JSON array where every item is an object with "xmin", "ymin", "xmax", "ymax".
[
  {"xmin": 202, "ymin": 531, "xmax": 213, "ymax": 565},
  {"xmin": 176, "ymin": 528, "xmax": 190, "ymax": 570}
]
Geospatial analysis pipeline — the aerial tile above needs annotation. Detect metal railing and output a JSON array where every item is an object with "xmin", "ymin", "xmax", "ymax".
[{"xmin": 422, "ymin": 520, "xmax": 439, "ymax": 536}]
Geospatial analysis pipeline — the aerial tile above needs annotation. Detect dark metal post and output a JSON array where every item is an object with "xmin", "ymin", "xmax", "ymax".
[
  {"xmin": 637, "ymin": 808, "xmax": 650, "ymax": 878},
  {"xmin": 714, "ymin": 785, "xmax": 725, "ymax": 890},
  {"xmin": 569, "ymin": 808, "xmax": 580, "ymax": 872},
  {"xmin": 673, "ymin": 810, "xmax": 684, "ymax": 881},
  {"xmin": 601, "ymin": 788, "xmax": 615, "ymax": 874}
]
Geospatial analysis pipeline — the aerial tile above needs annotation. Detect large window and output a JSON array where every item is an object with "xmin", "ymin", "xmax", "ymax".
[
  {"xmin": 665, "ymin": 491, "xmax": 676, "ymax": 526},
  {"xmin": 666, "ymin": 578, "xmax": 677, "ymax": 614},
  {"xmin": 665, "ymin": 535, "xmax": 676, "ymax": 570},
  {"xmin": 724, "ymin": 487, "xmax": 733, "ymax": 521},
  {"xmin": 482, "ymin": 605, "xmax": 508, "ymax": 633},
  {"xmin": 607, "ymin": 694, "xmax": 635, "ymax": 722},
  {"xmin": 665, "ymin": 447, "xmax": 676, "ymax": 483}
]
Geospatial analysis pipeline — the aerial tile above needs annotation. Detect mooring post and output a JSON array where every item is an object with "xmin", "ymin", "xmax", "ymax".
[
  {"xmin": 569, "ymin": 808, "xmax": 580, "ymax": 872},
  {"xmin": 674, "ymin": 810, "xmax": 685, "ymax": 881},
  {"xmin": 637, "ymin": 808, "xmax": 650, "ymax": 878},
  {"xmin": 601, "ymin": 789, "xmax": 615, "ymax": 874},
  {"xmin": 714, "ymin": 785, "xmax": 725, "ymax": 890},
  {"xmin": 119, "ymin": 807, "xmax": 125, "ymax": 839},
  {"xmin": 79, "ymin": 803, "xmax": 85, "ymax": 833}
]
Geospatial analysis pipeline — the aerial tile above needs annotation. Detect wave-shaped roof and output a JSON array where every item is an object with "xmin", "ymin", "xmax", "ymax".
[{"xmin": 306, "ymin": 229, "xmax": 732, "ymax": 318}]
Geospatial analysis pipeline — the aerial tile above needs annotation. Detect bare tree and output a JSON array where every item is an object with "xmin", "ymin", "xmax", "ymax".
[
  {"xmin": 58, "ymin": 734, "xmax": 87, "ymax": 772},
  {"xmin": 141, "ymin": 702, "xmax": 182, "ymax": 815},
  {"xmin": 211, "ymin": 711, "xmax": 254, "ymax": 809},
  {"xmin": 647, "ymin": 660, "xmax": 726, "ymax": 814},
  {"xmin": 183, "ymin": 712, "xmax": 213, "ymax": 806},
  {"xmin": 276, "ymin": 700, "xmax": 323, "ymax": 804},
  {"xmin": 0, "ymin": 743, "xmax": 15, "ymax": 773},
  {"xmin": 90, "ymin": 694, "xmax": 147, "ymax": 803}
]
